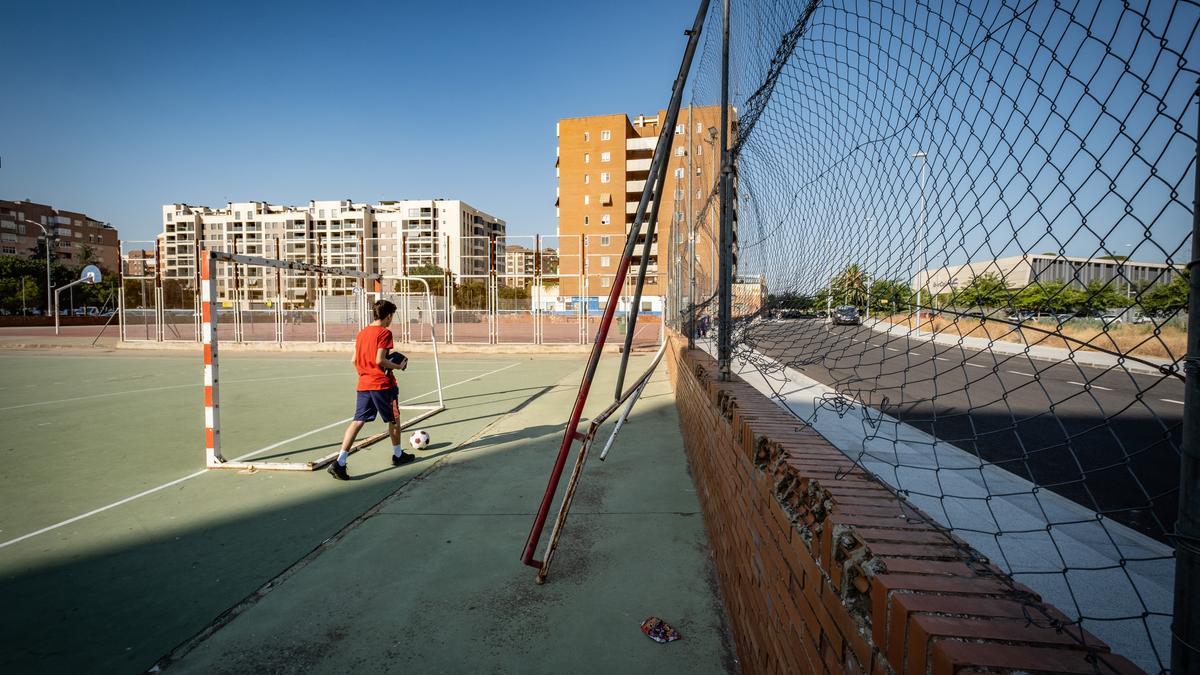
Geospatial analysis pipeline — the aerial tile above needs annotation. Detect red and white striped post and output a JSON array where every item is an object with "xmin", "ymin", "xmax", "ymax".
[{"xmin": 200, "ymin": 250, "xmax": 223, "ymax": 466}]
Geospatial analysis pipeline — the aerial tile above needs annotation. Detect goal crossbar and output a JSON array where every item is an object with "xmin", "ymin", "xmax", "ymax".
[{"xmin": 201, "ymin": 250, "xmax": 445, "ymax": 472}]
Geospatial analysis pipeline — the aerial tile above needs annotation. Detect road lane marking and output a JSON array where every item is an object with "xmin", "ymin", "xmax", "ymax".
[
  {"xmin": 886, "ymin": 347, "xmax": 900, "ymax": 352},
  {"xmin": 1007, "ymin": 371, "xmax": 1035, "ymax": 377},
  {"xmin": 964, "ymin": 362, "xmax": 988, "ymax": 368},
  {"xmin": 1068, "ymin": 381, "xmax": 1112, "ymax": 391},
  {"xmin": 935, "ymin": 357, "xmax": 949, "ymax": 361},
  {"xmin": 1162, "ymin": 398, "xmax": 1185, "ymax": 405}
]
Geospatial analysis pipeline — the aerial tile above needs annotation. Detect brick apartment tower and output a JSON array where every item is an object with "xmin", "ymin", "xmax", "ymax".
[{"xmin": 556, "ymin": 106, "xmax": 730, "ymax": 309}]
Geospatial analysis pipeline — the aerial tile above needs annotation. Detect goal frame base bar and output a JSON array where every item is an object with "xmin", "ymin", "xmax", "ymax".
[{"xmin": 206, "ymin": 404, "xmax": 444, "ymax": 472}]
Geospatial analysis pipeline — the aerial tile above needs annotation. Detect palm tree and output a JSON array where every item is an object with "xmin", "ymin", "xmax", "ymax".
[{"xmin": 830, "ymin": 263, "xmax": 868, "ymax": 307}]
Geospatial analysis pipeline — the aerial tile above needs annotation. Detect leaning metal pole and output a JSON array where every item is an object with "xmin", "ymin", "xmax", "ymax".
[
  {"xmin": 521, "ymin": 0, "xmax": 712, "ymax": 571},
  {"xmin": 717, "ymin": 0, "xmax": 733, "ymax": 381},
  {"xmin": 1173, "ymin": 85, "xmax": 1200, "ymax": 675},
  {"xmin": 614, "ymin": 142, "xmax": 669, "ymax": 397}
]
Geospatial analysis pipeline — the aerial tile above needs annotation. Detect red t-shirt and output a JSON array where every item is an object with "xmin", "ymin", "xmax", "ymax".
[{"xmin": 355, "ymin": 325, "xmax": 395, "ymax": 391}]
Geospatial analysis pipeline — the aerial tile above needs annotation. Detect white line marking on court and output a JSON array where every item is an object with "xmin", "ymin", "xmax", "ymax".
[
  {"xmin": 1069, "ymin": 381, "xmax": 1112, "ymax": 391},
  {"xmin": 0, "ymin": 362, "xmax": 520, "ymax": 550},
  {"xmin": 1007, "ymin": 370, "xmax": 1035, "ymax": 377},
  {"xmin": 1162, "ymin": 398, "xmax": 1185, "ymax": 405},
  {"xmin": 0, "ymin": 373, "xmax": 339, "ymax": 413}
]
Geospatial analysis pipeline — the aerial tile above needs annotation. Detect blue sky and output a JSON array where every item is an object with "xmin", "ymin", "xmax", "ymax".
[{"xmin": 1, "ymin": 0, "xmax": 702, "ymax": 244}]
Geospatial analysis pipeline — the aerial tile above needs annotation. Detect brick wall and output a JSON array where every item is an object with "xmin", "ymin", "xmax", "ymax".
[{"xmin": 665, "ymin": 334, "xmax": 1144, "ymax": 674}]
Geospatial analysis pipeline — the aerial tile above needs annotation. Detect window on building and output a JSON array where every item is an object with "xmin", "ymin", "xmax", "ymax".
[
  {"xmin": 583, "ymin": 131, "xmax": 590, "ymax": 142},
  {"xmin": 1, "ymin": 247, "xmax": 15, "ymax": 255},
  {"xmin": 642, "ymin": 301, "xmax": 653, "ymax": 312},
  {"xmin": 600, "ymin": 172, "xmax": 610, "ymax": 183},
  {"xmin": 600, "ymin": 193, "xmax": 612, "ymax": 206},
  {"xmin": 675, "ymin": 124, "xmax": 684, "ymax": 134},
  {"xmin": 696, "ymin": 144, "xmax": 702, "ymax": 155},
  {"xmin": 584, "ymin": 153, "xmax": 590, "ymax": 164},
  {"xmin": 600, "ymin": 235, "xmax": 611, "ymax": 246},
  {"xmin": 601, "ymin": 277, "xmax": 610, "ymax": 287},
  {"xmin": 601, "ymin": 214, "xmax": 611, "ymax": 225},
  {"xmin": 584, "ymin": 216, "xmax": 589, "ymax": 225},
  {"xmin": 675, "ymin": 147, "xmax": 685, "ymax": 157},
  {"xmin": 697, "ymin": 122, "xmax": 703, "ymax": 133},
  {"xmin": 600, "ymin": 130, "xmax": 611, "ymax": 141},
  {"xmin": 584, "ymin": 174, "xmax": 590, "ymax": 184},
  {"xmin": 600, "ymin": 152, "xmax": 611, "ymax": 162},
  {"xmin": 583, "ymin": 195, "xmax": 590, "ymax": 205},
  {"xmin": 697, "ymin": 166, "xmax": 702, "ymax": 175},
  {"xmin": 674, "ymin": 168, "xmax": 685, "ymax": 179},
  {"xmin": 600, "ymin": 256, "xmax": 611, "ymax": 268},
  {"xmin": 166, "ymin": 213, "xmax": 173, "ymax": 222}
]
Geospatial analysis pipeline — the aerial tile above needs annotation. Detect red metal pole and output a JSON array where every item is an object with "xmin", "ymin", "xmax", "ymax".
[{"xmin": 520, "ymin": 248, "xmax": 640, "ymax": 567}]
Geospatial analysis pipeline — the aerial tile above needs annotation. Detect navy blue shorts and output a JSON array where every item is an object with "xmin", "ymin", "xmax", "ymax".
[{"xmin": 354, "ymin": 387, "xmax": 399, "ymax": 423}]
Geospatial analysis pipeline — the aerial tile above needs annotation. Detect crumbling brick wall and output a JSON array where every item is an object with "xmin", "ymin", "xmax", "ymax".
[{"xmin": 664, "ymin": 334, "xmax": 1143, "ymax": 674}]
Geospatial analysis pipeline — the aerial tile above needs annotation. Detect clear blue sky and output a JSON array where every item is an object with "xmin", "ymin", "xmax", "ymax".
[{"xmin": 1, "ymin": 0, "xmax": 703, "ymax": 244}]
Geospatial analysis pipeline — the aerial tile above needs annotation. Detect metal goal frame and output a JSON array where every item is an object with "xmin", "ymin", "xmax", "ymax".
[{"xmin": 200, "ymin": 250, "xmax": 445, "ymax": 471}]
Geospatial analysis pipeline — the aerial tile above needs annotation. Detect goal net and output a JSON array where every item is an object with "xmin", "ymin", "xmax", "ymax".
[{"xmin": 200, "ymin": 250, "xmax": 445, "ymax": 471}]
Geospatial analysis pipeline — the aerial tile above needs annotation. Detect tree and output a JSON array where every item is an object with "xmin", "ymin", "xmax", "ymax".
[
  {"xmin": 401, "ymin": 264, "xmax": 446, "ymax": 296},
  {"xmin": 952, "ymin": 273, "xmax": 1009, "ymax": 308},
  {"xmin": 1081, "ymin": 279, "xmax": 1130, "ymax": 312},
  {"xmin": 868, "ymin": 279, "xmax": 913, "ymax": 313},
  {"xmin": 830, "ymin": 263, "xmax": 868, "ymax": 307},
  {"xmin": 1140, "ymin": 271, "xmax": 1188, "ymax": 314}
]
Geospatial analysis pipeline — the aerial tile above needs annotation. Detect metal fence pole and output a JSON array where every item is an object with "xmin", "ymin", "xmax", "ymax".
[
  {"xmin": 1172, "ymin": 86, "xmax": 1200, "ymax": 675},
  {"xmin": 717, "ymin": 0, "xmax": 733, "ymax": 381}
]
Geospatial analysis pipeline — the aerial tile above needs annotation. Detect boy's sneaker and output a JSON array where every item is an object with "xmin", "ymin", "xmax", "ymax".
[
  {"xmin": 392, "ymin": 452, "xmax": 416, "ymax": 467},
  {"xmin": 327, "ymin": 461, "xmax": 350, "ymax": 481}
]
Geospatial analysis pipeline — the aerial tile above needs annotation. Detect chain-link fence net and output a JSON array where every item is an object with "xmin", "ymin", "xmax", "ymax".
[{"xmin": 670, "ymin": 1, "xmax": 1199, "ymax": 671}]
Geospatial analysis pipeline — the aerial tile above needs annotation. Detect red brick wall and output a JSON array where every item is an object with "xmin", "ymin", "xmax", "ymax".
[{"xmin": 665, "ymin": 334, "xmax": 1143, "ymax": 675}]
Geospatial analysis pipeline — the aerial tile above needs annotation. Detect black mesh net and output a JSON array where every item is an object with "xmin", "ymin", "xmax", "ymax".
[{"xmin": 667, "ymin": 1, "xmax": 1199, "ymax": 671}]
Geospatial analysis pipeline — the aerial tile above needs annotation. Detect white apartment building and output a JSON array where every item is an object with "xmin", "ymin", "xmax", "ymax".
[{"xmin": 160, "ymin": 199, "xmax": 505, "ymax": 304}]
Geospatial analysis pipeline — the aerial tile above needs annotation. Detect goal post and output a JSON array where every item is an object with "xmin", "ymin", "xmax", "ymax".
[{"xmin": 200, "ymin": 250, "xmax": 445, "ymax": 472}]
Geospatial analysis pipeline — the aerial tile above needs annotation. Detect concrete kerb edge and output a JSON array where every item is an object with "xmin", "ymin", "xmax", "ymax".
[{"xmin": 866, "ymin": 319, "xmax": 1178, "ymax": 376}]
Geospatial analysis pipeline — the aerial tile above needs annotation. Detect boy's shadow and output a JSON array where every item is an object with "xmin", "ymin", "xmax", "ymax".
[{"xmin": 352, "ymin": 441, "xmax": 454, "ymax": 480}]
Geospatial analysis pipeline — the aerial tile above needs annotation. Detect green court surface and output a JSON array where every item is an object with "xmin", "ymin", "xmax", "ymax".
[
  {"xmin": 0, "ymin": 349, "xmax": 733, "ymax": 673},
  {"xmin": 0, "ymin": 351, "xmax": 573, "ymax": 672}
]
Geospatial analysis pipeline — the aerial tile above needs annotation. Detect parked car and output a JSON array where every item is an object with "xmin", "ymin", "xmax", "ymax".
[
  {"xmin": 831, "ymin": 305, "xmax": 861, "ymax": 326},
  {"xmin": 1099, "ymin": 311, "xmax": 1124, "ymax": 325}
]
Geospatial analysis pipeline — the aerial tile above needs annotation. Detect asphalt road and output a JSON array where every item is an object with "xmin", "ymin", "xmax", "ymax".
[{"xmin": 743, "ymin": 318, "xmax": 1183, "ymax": 540}]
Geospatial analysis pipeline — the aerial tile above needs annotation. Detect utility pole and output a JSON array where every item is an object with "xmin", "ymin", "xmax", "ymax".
[
  {"xmin": 911, "ymin": 151, "xmax": 928, "ymax": 335},
  {"xmin": 687, "ymin": 103, "xmax": 696, "ymax": 349},
  {"xmin": 717, "ymin": 0, "xmax": 733, "ymax": 380}
]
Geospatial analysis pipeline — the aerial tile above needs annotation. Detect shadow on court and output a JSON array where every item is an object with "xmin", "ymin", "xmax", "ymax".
[{"xmin": 153, "ymin": 360, "xmax": 733, "ymax": 674}]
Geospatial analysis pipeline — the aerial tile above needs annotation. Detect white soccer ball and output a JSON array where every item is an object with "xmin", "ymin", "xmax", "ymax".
[{"xmin": 409, "ymin": 430, "xmax": 430, "ymax": 450}]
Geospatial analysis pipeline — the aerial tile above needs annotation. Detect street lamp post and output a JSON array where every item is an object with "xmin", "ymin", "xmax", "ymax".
[
  {"xmin": 911, "ymin": 151, "xmax": 928, "ymax": 336},
  {"xmin": 864, "ymin": 217, "xmax": 873, "ymax": 320},
  {"xmin": 23, "ymin": 220, "xmax": 54, "ymax": 317}
]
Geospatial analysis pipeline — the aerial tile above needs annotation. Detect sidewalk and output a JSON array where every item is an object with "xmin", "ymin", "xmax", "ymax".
[{"xmin": 161, "ymin": 355, "xmax": 735, "ymax": 673}]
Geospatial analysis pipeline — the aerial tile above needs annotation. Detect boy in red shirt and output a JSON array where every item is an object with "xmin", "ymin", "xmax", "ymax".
[{"xmin": 328, "ymin": 299, "xmax": 415, "ymax": 480}]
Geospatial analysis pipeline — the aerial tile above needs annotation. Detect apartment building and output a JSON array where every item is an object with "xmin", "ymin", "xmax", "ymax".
[
  {"xmin": 160, "ymin": 199, "xmax": 505, "ymax": 304},
  {"xmin": 555, "ymin": 106, "xmax": 732, "ymax": 305},
  {"xmin": 0, "ymin": 199, "xmax": 120, "ymax": 271},
  {"xmin": 373, "ymin": 199, "xmax": 505, "ymax": 278}
]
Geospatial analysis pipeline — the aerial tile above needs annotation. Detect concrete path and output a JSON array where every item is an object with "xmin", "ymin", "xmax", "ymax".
[{"xmin": 163, "ymin": 355, "xmax": 735, "ymax": 674}]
